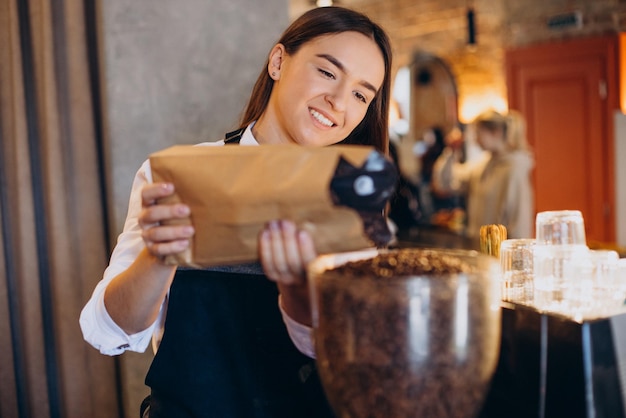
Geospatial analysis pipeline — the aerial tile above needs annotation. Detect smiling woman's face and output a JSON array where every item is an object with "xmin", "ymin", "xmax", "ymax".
[{"xmin": 254, "ymin": 31, "xmax": 386, "ymax": 147}]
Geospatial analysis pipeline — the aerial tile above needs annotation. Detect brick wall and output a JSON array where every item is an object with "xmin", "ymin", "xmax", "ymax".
[{"xmin": 300, "ymin": 0, "xmax": 626, "ymax": 121}]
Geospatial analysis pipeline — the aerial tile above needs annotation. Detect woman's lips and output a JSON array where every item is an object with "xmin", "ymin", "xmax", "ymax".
[{"xmin": 310, "ymin": 108, "xmax": 336, "ymax": 128}]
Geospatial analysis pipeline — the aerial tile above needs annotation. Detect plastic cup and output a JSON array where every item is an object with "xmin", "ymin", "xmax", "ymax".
[
  {"xmin": 535, "ymin": 210, "xmax": 586, "ymax": 246},
  {"xmin": 532, "ymin": 244, "xmax": 589, "ymax": 312},
  {"xmin": 499, "ymin": 239, "xmax": 536, "ymax": 304}
]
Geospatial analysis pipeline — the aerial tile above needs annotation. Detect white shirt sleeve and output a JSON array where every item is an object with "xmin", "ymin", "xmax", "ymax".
[
  {"xmin": 80, "ymin": 139, "xmax": 235, "ymax": 355},
  {"xmin": 279, "ymin": 296, "xmax": 316, "ymax": 358},
  {"xmin": 79, "ymin": 159, "xmax": 162, "ymax": 355}
]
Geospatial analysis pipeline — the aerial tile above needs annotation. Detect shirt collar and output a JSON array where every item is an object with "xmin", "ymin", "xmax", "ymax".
[{"xmin": 240, "ymin": 122, "xmax": 259, "ymax": 145}]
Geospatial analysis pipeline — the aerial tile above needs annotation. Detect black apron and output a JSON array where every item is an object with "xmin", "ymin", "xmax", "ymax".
[{"xmin": 143, "ymin": 129, "xmax": 335, "ymax": 418}]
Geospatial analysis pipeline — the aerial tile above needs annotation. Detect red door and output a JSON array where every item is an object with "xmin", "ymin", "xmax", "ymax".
[{"xmin": 506, "ymin": 35, "xmax": 617, "ymax": 243}]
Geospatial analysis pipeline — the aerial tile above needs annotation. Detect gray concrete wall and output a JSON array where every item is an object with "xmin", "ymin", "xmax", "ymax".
[
  {"xmin": 98, "ymin": 1, "xmax": 288, "ymax": 415},
  {"xmin": 101, "ymin": 0, "xmax": 288, "ymax": 235}
]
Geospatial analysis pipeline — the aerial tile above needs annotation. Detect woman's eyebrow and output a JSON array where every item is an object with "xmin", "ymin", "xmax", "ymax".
[{"xmin": 316, "ymin": 53, "xmax": 378, "ymax": 95}]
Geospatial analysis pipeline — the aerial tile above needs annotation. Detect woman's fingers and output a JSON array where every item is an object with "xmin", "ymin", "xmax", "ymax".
[
  {"xmin": 141, "ymin": 221, "xmax": 195, "ymax": 258},
  {"xmin": 260, "ymin": 220, "xmax": 317, "ymax": 285},
  {"xmin": 141, "ymin": 182, "xmax": 174, "ymax": 206},
  {"xmin": 139, "ymin": 182, "xmax": 194, "ymax": 257},
  {"xmin": 262, "ymin": 221, "xmax": 297, "ymax": 284},
  {"xmin": 296, "ymin": 228, "xmax": 316, "ymax": 265},
  {"xmin": 139, "ymin": 203, "xmax": 190, "ymax": 227},
  {"xmin": 279, "ymin": 221, "xmax": 305, "ymax": 277}
]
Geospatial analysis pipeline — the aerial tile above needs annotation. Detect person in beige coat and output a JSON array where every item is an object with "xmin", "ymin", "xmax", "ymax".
[{"xmin": 432, "ymin": 110, "xmax": 534, "ymax": 239}]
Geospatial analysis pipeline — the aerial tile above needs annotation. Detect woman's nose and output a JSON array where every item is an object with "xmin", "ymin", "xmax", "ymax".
[{"xmin": 325, "ymin": 84, "xmax": 348, "ymax": 111}]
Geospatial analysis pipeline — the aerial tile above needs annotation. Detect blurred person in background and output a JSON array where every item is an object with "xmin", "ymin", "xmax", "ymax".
[
  {"xmin": 432, "ymin": 109, "xmax": 534, "ymax": 239},
  {"xmin": 420, "ymin": 126, "xmax": 465, "ymax": 230}
]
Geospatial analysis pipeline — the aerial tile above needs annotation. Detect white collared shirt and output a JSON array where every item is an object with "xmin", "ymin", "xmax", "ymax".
[{"xmin": 79, "ymin": 124, "xmax": 315, "ymax": 357}]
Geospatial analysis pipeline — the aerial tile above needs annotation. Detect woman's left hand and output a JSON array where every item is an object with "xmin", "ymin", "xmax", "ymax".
[
  {"xmin": 259, "ymin": 220, "xmax": 317, "ymax": 326},
  {"xmin": 259, "ymin": 220, "xmax": 316, "ymax": 285}
]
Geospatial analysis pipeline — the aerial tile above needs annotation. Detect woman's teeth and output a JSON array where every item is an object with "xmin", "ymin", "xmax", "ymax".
[{"xmin": 311, "ymin": 109, "xmax": 333, "ymax": 127}]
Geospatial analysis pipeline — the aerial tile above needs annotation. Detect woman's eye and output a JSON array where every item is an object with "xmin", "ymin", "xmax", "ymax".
[
  {"xmin": 318, "ymin": 68, "xmax": 335, "ymax": 79},
  {"xmin": 354, "ymin": 91, "xmax": 367, "ymax": 103}
]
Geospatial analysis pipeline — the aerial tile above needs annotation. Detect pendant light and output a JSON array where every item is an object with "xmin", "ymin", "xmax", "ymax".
[{"xmin": 467, "ymin": 1, "xmax": 476, "ymax": 45}]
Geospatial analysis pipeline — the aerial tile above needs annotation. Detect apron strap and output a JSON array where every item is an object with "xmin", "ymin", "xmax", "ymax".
[{"xmin": 224, "ymin": 127, "xmax": 245, "ymax": 144}]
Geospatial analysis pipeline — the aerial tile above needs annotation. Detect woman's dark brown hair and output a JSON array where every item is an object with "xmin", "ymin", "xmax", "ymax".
[{"xmin": 239, "ymin": 6, "xmax": 393, "ymax": 154}]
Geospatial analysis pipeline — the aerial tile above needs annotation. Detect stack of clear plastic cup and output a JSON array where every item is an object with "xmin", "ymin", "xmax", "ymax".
[
  {"xmin": 532, "ymin": 210, "xmax": 588, "ymax": 313},
  {"xmin": 500, "ymin": 239, "xmax": 536, "ymax": 304},
  {"xmin": 563, "ymin": 249, "xmax": 620, "ymax": 319},
  {"xmin": 588, "ymin": 250, "xmax": 620, "ymax": 307}
]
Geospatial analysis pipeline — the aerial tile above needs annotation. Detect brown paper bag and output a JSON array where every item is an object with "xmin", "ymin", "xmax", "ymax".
[{"xmin": 149, "ymin": 144, "xmax": 377, "ymax": 267}]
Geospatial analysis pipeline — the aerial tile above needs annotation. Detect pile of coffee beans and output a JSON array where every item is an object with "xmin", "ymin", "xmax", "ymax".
[
  {"xmin": 328, "ymin": 248, "xmax": 475, "ymax": 278},
  {"xmin": 313, "ymin": 249, "xmax": 498, "ymax": 418}
]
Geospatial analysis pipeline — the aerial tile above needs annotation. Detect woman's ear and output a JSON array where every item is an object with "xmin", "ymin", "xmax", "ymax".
[{"xmin": 267, "ymin": 44, "xmax": 286, "ymax": 80}]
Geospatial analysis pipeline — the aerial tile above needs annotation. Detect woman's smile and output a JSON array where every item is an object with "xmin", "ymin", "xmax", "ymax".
[{"xmin": 310, "ymin": 108, "xmax": 336, "ymax": 128}]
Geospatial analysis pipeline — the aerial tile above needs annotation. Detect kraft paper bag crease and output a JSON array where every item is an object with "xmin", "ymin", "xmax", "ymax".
[{"xmin": 149, "ymin": 144, "xmax": 375, "ymax": 268}]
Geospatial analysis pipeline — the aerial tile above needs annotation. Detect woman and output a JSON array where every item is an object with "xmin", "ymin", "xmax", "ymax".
[
  {"xmin": 80, "ymin": 6, "xmax": 392, "ymax": 418},
  {"xmin": 432, "ymin": 110, "xmax": 534, "ymax": 239}
]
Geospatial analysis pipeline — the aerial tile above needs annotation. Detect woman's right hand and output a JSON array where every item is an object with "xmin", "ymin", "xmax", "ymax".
[{"xmin": 138, "ymin": 182, "xmax": 195, "ymax": 259}]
